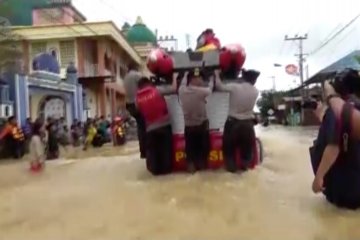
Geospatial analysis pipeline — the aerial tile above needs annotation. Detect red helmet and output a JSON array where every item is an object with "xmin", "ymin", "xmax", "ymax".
[
  {"xmin": 146, "ymin": 48, "xmax": 174, "ymax": 77},
  {"xmin": 219, "ymin": 44, "xmax": 246, "ymax": 76},
  {"xmin": 114, "ymin": 116, "xmax": 122, "ymax": 122}
]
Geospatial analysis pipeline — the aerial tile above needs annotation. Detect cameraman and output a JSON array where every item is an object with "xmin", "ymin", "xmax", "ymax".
[
  {"xmin": 325, "ymin": 81, "xmax": 360, "ymax": 140},
  {"xmin": 309, "ymin": 68, "xmax": 360, "ymax": 209}
]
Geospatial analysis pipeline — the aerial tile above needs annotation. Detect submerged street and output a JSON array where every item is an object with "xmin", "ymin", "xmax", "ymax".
[{"xmin": 0, "ymin": 127, "xmax": 360, "ymax": 240}]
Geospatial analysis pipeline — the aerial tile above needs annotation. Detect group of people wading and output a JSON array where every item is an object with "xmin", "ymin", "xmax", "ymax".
[
  {"xmin": 124, "ymin": 64, "xmax": 260, "ymax": 175},
  {"xmin": 0, "ymin": 115, "xmax": 128, "ymax": 172}
]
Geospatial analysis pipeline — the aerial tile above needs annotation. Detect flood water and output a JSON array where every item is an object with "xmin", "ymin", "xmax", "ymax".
[{"xmin": 1, "ymin": 126, "xmax": 360, "ymax": 240}]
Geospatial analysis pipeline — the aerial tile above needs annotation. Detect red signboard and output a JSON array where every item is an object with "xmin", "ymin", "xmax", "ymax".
[{"xmin": 285, "ymin": 64, "xmax": 298, "ymax": 75}]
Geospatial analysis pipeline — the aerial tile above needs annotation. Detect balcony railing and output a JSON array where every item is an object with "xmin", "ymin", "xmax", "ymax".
[
  {"xmin": 81, "ymin": 63, "xmax": 98, "ymax": 77},
  {"xmin": 80, "ymin": 63, "xmax": 116, "ymax": 79}
]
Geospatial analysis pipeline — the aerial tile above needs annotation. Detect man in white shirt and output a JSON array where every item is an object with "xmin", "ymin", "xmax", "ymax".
[
  {"xmin": 124, "ymin": 64, "xmax": 146, "ymax": 158},
  {"xmin": 215, "ymin": 69, "xmax": 260, "ymax": 172}
]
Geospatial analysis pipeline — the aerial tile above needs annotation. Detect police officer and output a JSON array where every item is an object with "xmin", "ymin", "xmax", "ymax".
[
  {"xmin": 178, "ymin": 68, "xmax": 213, "ymax": 172},
  {"xmin": 215, "ymin": 69, "xmax": 260, "ymax": 172},
  {"xmin": 124, "ymin": 63, "xmax": 146, "ymax": 158},
  {"xmin": 135, "ymin": 75, "xmax": 177, "ymax": 175}
]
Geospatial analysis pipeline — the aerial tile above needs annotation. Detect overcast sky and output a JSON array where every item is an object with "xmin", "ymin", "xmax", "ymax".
[{"xmin": 73, "ymin": 0, "xmax": 360, "ymax": 91}]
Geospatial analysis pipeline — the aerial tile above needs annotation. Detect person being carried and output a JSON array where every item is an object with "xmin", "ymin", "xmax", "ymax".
[
  {"xmin": 214, "ymin": 69, "xmax": 260, "ymax": 172},
  {"xmin": 178, "ymin": 68, "xmax": 214, "ymax": 172},
  {"xmin": 135, "ymin": 76, "xmax": 177, "ymax": 175}
]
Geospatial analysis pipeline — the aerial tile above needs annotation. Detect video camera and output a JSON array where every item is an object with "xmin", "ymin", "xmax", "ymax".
[
  {"xmin": 302, "ymin": 98, "xmax": 320, "ymax": 110},
  {"xmin": 302, "ymin": 92, "xmax": 322, "ymax": 110}
]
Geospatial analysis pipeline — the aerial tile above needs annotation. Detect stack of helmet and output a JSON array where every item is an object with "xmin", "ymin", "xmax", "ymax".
[{"xmin": 146, "ymin": 29, "xmax": 247, "ymax": 81}]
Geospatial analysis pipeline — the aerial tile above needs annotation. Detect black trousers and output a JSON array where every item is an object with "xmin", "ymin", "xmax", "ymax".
[
  {"xmin": 223, "ymin": 117, "xmax": 255, "ymax": 172},
  {"xmin": 126, "ymin": 103, "xmax": 146, "ymax": 158},
  {"xmin": 146, "ymin": 125, "xmax": 173, "ymax": 175},
  {"xmin": 184, "ymin": 120, "xmax": 210, "ymax": 170}
]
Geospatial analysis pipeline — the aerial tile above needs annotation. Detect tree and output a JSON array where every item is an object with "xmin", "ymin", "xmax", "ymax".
[
  {"xmin": 256, "ymin": 90, "xmax": 287, "ymax": 118},
  {"xmin": 0, "ymin": 15, "xmax": 23, "ymax": 75}
]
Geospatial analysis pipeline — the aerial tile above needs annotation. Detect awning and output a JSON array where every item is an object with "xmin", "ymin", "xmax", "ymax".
[{"xmin": 287, "ymin": 50, "xmax": 360, "ymax": 93}]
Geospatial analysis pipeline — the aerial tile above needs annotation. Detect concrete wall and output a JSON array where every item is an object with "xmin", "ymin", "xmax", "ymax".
[
  {"xmin": 32, "ymin": 7, "xmax": 77, "ymax": 25},
  {"xmin": 29, "ymin": 93, "xmax": 42, "ymax": 119}
]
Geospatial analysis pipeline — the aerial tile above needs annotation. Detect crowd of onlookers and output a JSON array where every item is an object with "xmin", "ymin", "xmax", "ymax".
[
  {"xmin": 0, "ymin": 114, "xmax": 135, "ymax": 162},
  {"xmin": 23, "ymin": 116, "xmax": 107, "ymax": 153}
]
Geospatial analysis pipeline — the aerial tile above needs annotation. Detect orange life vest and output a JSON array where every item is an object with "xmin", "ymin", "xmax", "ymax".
[
  {"xmin": 136, "ymin": 86, "xmax": 169, "ymax": 127},
  {"xmin": 11, "ymin": 126, "xmax": 24, "ymax": 141}
]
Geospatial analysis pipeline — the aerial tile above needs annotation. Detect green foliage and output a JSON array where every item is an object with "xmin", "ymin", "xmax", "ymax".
[
  {"xmin": 0, "ymin": 22, "xmax": 22, "ymax": 73},
  {"xmin": 0, "ymin": 0, "xmax": 50, "ymax": 26},
  {"xmin": 256, "ymin": 90, "xmax": 287, "ymax": 117}
]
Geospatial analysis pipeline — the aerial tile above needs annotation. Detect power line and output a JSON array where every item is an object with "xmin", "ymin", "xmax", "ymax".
[
  {"xmin": 75, "ymin": 0, "xmax": 134, "ymax": 25},
  {"xmin": 96, "ymin": 0, "xmax": 134, "ymax": 23},
  {"xmin": 310, "ymin": 12, "xmax": 360, "ymax": 55},
  {"xmin": 319, "ymin": 23, "xmax": 359, "ymax": 62}
]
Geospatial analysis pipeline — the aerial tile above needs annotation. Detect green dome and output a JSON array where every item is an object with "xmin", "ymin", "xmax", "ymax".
[{"xmin": 126, "ymin": 17, "xmax": 157, "ymax": 44}]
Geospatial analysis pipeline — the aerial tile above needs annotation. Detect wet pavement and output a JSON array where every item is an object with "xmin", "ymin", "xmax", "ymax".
[{"xmin": 0, "ymin": 127, "xmax": 360, "ymax": 240}]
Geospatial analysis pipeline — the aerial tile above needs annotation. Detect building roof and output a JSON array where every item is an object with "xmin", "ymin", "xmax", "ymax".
[
  {"xmin": 305, "ymin": 50, "xmax": 360, "ymax": 85},
  {"xmin": 287, "ymin": 50, "xmax": 360, "ymax": 93},
  {"xmin": 126, "ymin": 16, "xmax": 157, "ymax": 44},
  {"xmin": 33, "ymin": 2, "xmax": 87, "ymax": 22},
  {"xmin": 10, "ymin": 21, "xmax": 142, "ymax": 65}
]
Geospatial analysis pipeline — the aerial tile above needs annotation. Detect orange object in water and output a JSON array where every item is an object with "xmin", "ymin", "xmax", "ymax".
[{"xmin": 30, "ymin": 161, "xmax": 43, "ymax": 173}]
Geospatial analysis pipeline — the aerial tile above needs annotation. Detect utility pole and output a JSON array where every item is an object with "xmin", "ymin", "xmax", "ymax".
[
  {"xmin": 185, "ymin": 34, "xmax": 191, "ymax": 50},
  {"xmin": 285, "ymin": 34, "xmax": 308, "ymax": 126},
  {"xmin": 284, "ymin": 34, "xmax": 308, "ymax": 97},
  {"xmin": 269, "ymin": 76, "xmax": 276, "ymax": 92}
]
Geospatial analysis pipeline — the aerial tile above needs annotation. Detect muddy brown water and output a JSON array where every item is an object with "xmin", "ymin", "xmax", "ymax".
[{"xmin": 0, "ymin": 127, "xmax": 360, "ymax": 240}]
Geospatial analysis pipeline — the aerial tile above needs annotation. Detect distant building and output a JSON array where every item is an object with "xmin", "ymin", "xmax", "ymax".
[
  {"xmin": 7, "ymin": 3, "xmax": 142, "ymax": 119},
  {"xmin": 0, "ymin": 0, "xmax": 79, "ymax": 26},
  {"xmin": 285, "ymin": 50, "xmax": 360, "ymax": 126},
  {"xmin": 122, "ymin": 16, "xmax": 158, "ymax": 76}
]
